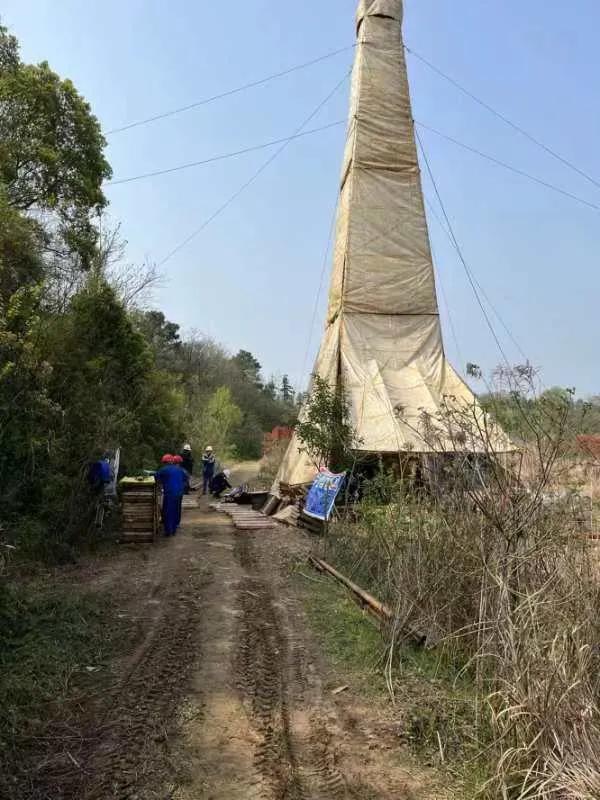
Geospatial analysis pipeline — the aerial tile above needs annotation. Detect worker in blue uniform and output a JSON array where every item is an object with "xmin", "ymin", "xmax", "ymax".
[
  {"xmin": 172, "ymin": 455, "xmax": 187, "ymax": 528},
  {"xmin": 210, "ymin": 468, "xmax": 232, "ymax": 499},
  {"xmin": 156, "ymin": 454, "xmax": 186, "ymax": 537},
  {"xmin": 202, "ymin": 446, "xmax": 216, "ymax": 494},
  {"xmin": 88, "ymin": 454, "xmax": 112, "ymax": 492}
]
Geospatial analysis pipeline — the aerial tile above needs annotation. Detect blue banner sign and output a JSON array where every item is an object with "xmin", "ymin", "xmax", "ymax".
[{"xmin": 304, "ymin": 470, "xmax": 346, "ymax": 521}]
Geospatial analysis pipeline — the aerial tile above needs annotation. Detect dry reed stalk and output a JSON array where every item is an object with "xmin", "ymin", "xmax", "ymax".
[{"xmin": 328, "ymin": 369, "xmax": 600, "ymax": 797}]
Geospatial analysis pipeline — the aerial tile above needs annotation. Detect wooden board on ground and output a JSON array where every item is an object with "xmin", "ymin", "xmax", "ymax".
[{"xmin": 210, "ymin": 502, "xmax": 280, "ymax": 530}]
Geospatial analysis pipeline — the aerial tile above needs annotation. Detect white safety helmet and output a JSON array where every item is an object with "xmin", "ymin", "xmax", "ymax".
[
  {"xmin": 205, "ymin": 445, "xmax": 214, "ymax": 452},
  {"xmin": 182, "ymin": 443, "xmax": 192, "ymax": 452},
  {"xmin": 223, "ymin": 469, "xmax": 231, "ymax": 478}
]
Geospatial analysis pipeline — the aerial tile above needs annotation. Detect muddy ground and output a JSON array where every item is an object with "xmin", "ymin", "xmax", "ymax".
[{"xmin": 22, "ymin": 465, "xmax": 450, "ymax": 799}]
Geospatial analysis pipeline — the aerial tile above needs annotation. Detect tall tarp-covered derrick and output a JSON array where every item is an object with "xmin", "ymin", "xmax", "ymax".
[{"xmin": 274, "ymin": 0, "xmax": 509, "ymax": 492}]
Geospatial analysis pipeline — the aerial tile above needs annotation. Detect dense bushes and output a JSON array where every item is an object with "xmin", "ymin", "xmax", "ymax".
[
  {"xmin": 0, "ymin": 25, "xmax": 295, "ymax": 562},
  {"xmin": 0, "ymin": 271, "xmax": 181, "ymax": 560}
]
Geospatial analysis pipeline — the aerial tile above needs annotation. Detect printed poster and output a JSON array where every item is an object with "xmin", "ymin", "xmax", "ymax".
[{"xmin": 304, "ymin": 470, "xmax": 346, "ymax": 521}]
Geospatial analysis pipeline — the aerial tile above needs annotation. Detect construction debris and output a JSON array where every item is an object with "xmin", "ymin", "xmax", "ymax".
[
  {"xmin": 262, "ymin": 495, "xmax": 280, "ymax": 516},
  {"xmin": 278, "ymin": 483, "xmax": 308, "ymax": 502}
]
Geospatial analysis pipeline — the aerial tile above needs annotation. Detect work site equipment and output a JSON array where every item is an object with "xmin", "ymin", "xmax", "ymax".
[
  {"xmin": 273, "ymin": 0, "xmax": 510, "ymax": 494},
  {"xmin": 119, "ymin": 476, "xmax": 159, "ymax": 543}
]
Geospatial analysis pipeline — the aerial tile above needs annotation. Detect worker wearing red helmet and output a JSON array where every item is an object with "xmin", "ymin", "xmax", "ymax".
[
  {"xmin": 156, "ymin": 454, "xmax": 186, "ymax": 536},
  {"xmin": 172, "ymin": 455, "xmax": 187, "ymax": 528}
]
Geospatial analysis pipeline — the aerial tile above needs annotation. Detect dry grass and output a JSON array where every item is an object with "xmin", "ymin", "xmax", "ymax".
[
  {"xmin": 256, "ymin": 438, "xmax": 290, "ymax": 488},
  {"xmin": 324, "ymin": 377, "xmax": 600, "ymax": 798}
]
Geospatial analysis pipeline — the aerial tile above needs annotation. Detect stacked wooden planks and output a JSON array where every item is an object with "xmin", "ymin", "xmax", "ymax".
[
  {"xmin": 210, "ymin": 502, "xmax": 279, "ymax": 531},
  {"xmin": 119, "ymin": 477, "xmax": 159, "ymax": 543},
  {"xmin": 278, "ymin": 482, "xmax": 307, "ymax": 501},
  {"xmin": 273, "ymin": 504, "xmax": 300, "ymax": 527}
]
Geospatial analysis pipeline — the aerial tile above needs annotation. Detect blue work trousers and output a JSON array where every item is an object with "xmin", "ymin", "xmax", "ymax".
[
  {"xmin": 163, "ymin": 492, "xmax": 182, "ymax": 536},
  {"xmin": 203, "ymin": 470, "xmax": 214, "ymax": 494}
]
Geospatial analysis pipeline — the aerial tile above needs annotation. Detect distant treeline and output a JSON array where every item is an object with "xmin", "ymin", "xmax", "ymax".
[{"xmin": 479, "ymin": 387, "xmax": 600, "ymax": 444}]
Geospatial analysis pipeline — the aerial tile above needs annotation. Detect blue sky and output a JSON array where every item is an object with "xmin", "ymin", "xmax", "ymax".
[{"xmin": 3, "ymin": 0, "xmax": 600, "ymax": 395}]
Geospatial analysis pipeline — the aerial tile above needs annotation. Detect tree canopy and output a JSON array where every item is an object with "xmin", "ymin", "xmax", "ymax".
[{"xmin": 0, "ymin": 24, "xmax": 111, "ymax": 266}]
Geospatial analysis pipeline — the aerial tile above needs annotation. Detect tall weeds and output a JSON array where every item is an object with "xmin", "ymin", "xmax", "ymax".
[{"xmin": 329, "ymin": 372, "xmax": 600, "ymax": 798}]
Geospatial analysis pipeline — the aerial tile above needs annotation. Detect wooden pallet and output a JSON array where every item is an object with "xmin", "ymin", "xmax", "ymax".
[
  {"xmin": 210, "ymin": 502, "xmax": 280, "ymax": 531},
  {"xmin": 119, "ymin": 477, "xmax": 159, "ymax": 543},
  {"xmin": 298, "ymin": 510, "xmax": 325, "ymax": 536}
]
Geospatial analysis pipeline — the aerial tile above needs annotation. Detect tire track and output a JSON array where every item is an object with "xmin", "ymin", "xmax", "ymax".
[
  {"xmin": 233, "ymin": 535, "xmax": 348, "ymax": 800},
  {"xmin": 234, "ymin": 576, "xmax": 304, "ymax": 799},
  {"xmin": 77, "ymin": 560, "xmax": 208, "ymax": 800}
]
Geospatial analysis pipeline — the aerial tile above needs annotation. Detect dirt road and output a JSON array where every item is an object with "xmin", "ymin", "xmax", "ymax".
[{"xmin": 36, "ymin": 466, "xmax": 443, "ymax": 799}]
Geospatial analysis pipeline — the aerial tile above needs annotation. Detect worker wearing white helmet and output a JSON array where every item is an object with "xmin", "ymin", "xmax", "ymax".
[
  {"xmin": 202, "ymin": 445, "xmax": 216, "ymax": 495},
  {"xmin": 179, "ymin": 443, "xmax": 194, "ymax": 491}
]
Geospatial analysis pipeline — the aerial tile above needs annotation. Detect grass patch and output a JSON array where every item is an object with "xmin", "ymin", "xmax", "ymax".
[
  {"xmin": 297, "ymin": 562, "xmax": 487, "ymax": 795},
  {"xmin": 298, "ymin": 568, "xmax": 387, "ymax": 694},
  {"xmin": 0, "ymin": 578, "xmax": 121, "ymax": 797}
]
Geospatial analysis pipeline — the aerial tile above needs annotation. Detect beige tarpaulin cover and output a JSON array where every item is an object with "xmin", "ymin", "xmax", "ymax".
[{"xmin": 274, "ymin": 0, "xmax": 509, "ymax": 492}]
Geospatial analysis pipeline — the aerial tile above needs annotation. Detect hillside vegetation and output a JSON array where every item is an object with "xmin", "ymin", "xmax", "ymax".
[{"xmin": 0, "ymin": 25, "xmax": 295, "ymax": 564}]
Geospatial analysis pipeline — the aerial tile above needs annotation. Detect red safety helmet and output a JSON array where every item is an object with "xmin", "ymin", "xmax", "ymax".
[
  {"xmin": 161, "ymin": 454, "xmax": 174, "ymax": 464},
  {"xmin": 173, "ymin": 455, "xmax": 183, "ymax": 464}
]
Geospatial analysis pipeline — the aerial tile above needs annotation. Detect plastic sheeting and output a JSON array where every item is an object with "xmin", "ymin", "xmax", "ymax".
[{"xmin": 273, "ymin": 0, "xmax": 509, "ymax": 493}]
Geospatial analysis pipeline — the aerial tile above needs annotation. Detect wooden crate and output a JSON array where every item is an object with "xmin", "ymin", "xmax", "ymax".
[{"xmin": 119, "ymin": 477, "xmax": 159, "ymax": 543}]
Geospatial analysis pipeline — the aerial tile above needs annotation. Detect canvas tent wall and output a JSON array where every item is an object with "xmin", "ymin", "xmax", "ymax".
[{"xmin": 273, "ymin": 0, "xmax": 509, "ymax": 493}]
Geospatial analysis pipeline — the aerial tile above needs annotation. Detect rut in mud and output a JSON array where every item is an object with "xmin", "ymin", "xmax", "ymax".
[
  {"xmin": 82, "ymin": 557, "xmax": 208, "ymax": 800},
  {"xmin": 31, "ymin": 540, "xmax": 209, "ymax": 800},
  {"xmin": 233, "ymin": 537, "xmax": 347, "ymax": 799}
]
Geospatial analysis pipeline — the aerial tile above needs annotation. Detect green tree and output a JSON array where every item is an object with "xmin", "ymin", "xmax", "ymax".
[
  {"xmin": 0, "ymin": 24, "xmax": 111, "ymax": 265},
  {"xmin": 134, "ymin": 310, "xmax": 181, "ymax": 368},
  {"xmin": 233, "ymin": 349, "xmax": 262, "ymax": 386},
  {"xmin": 235, "ymin": 412, "xmax": 264, "ymax": 460},
  {"xmin": 0, "ymin": 188, "xmax": 45, "ymax": 299},
  {"xmin": 0, "ymin": 24, "xmax": 19, "ymax": 70},
  {"xmin": 196, "ymin": 387, "xmax": 243, "ymax": 458},
  {"xmin": 263, "ymin": 378, "xmax": 277, "ymax": 400},
  {"xmin": 295, "ymin": 376, "xmax": 359, "ymax": 471},
  {"xmin": 35, "ymin": 276, "xmax": 180, "ymax": 552},
  {"xmin": 480, "ymin": 385, "xmax": 579, "ymax": 443},
  {"xmin": 280, "ymin": 374, "xmax": 294, "ymax": 404},
  {"xmin": 0, "ymin": 283, "xmax": 57, "ymax": 516}
]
